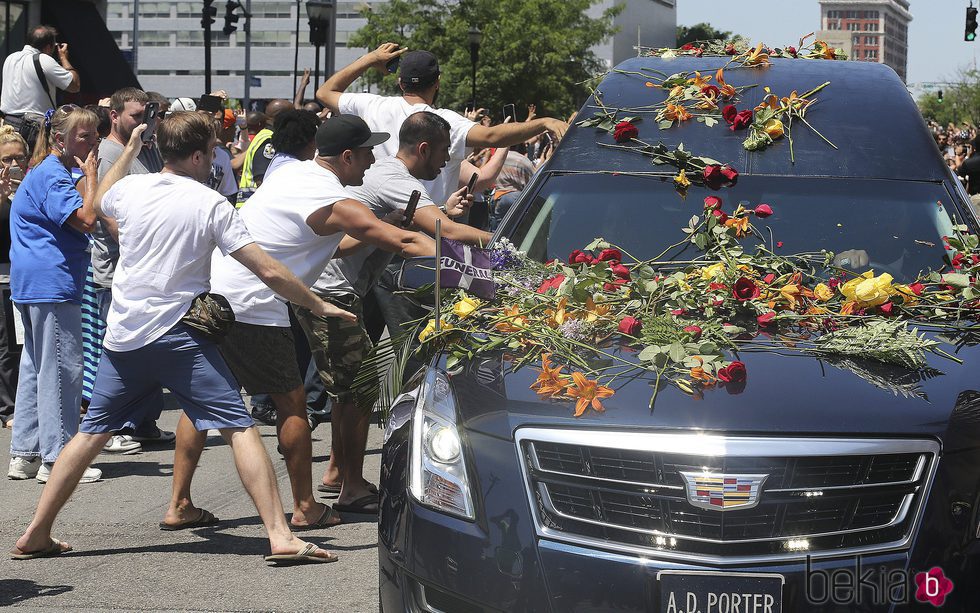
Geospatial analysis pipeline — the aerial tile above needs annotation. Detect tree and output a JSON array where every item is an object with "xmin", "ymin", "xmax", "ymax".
[
  {"xmin": 348, "ymin": 0, "xmax": 621, "ymax": 120},
  {"xmin": 917, "ymin": 68, "xmax": 980, "ymax": 127},
  {"xmin": 676, "ymin": 23, "xmax": 734, "ymax": 47}
]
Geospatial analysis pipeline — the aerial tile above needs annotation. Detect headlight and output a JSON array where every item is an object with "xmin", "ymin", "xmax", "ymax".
[{"xmin": 409, "ymin": 368, "xmax": 474, "ymax": 520}]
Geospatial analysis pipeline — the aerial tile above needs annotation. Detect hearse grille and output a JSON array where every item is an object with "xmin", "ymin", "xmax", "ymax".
[{"xmin": 516, "ymin": 430, "xmax": 938, "ymax": 564}]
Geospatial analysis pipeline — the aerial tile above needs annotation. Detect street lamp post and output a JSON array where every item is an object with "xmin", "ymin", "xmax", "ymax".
[
  {"xmin": 468, "ymin": 25, "xmax": 482, "ymax": 108},
  {"xmin": 306, "ymin": 0, "xmax": 334, "ymax": 89}
]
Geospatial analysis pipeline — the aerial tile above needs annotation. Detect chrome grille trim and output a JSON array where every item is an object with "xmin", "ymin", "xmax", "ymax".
[{"xmin": 515, "ymin": 428, "xmax": 940, "ymax": 565}]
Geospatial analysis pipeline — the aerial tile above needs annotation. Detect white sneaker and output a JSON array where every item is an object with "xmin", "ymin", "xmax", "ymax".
[
  {"xmin": 103, "ymin": 434, "xmax": 142, "ymax": 455},
  {"xmin": 7, "ymin": 456, "xmax": 41, "ymax": 479},
  {"xmin": 36, "ymin": 463, "xmax": 102, "ymax": 484}
]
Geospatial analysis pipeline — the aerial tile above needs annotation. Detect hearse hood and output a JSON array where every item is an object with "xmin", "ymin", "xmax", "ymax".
[{"xmin": 445, "ymin": 335, "xmax": 980, "ymax": 452}]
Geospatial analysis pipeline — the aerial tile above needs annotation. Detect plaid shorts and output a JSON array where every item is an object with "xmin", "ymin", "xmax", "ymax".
[{"xmin": 293, "ymin": 293, "xmax": 373, "ymax": 406}]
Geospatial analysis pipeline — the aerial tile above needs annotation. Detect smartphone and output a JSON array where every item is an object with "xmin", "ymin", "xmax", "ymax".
[
  {"xmin": 401, "ymin": 190, "xmax": 421, "ymax": 228},
  {"xmin": 7, "ymin": 166, "xmax": 24, "ymax": 181},
  {"xmin": 141, "ymin": 101, "xmax": 161, "ymax": 144},
  {"xmin": 503, "ymin": 103, "xmax": 516, "ymax": 121},
  {"xmin": 465, "ymin": 172, "xmax": 479, "ymax": 195},
  {"xmin": 199, "ymin": 94, "xmax": 223, "ymax": 113},
  {"xmin": 385, "ymin": 56, "xmax": 401, "ymax": 74},
  {"xmin": 464, "ymin": 100, "xmax": 475, "ymax": 114}
]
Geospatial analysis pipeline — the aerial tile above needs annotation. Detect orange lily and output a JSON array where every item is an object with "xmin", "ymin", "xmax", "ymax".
[
  {"xmin": 565, "ymin": 372, "xmax": 614, "ymax": 417},
  {"xmin": 715, "ymin": 68, "xmax": 736, "ymax": 98},
  {"xmin": 744, "ymin": 42, "xmax": 771, "ymax": 66},
  {"xmin": 663, "ymin": 104, "xmax": 693, "ymax": 122},
  {"xmin": 689, "ymin": 357, "xmax": 716, "ymax": 385},
  {"xmin": 686, "ymin": 71, "xmax": 711, "ymax": 88},
  {"xmin": 530, "ymin": 353, "xmax": 569, "ymax": 399},
  {"xmin": 840, "ymin": 300, "xmax": 860, "ymax": 315},
  {"xmin": 583, "ymin": 296, "xmax": 611, "ymax": 322},
  {"xmin": 495, "ymin": 304, "xmax": 527, "ymax": 333},
  {"xmin": 669, "ymin": 85, "xmax": 685, "ymax": 99},
  {"xmin": 724, "ymin": 216, "xmax": 750, "ymax": 237}
]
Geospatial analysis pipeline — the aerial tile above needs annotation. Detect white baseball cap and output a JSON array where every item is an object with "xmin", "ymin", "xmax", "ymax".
[{"xmin": 170, "ymin": 97, "xmax": 197, "ymax": 112}]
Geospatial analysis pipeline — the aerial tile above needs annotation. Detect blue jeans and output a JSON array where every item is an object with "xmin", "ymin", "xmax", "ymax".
[
  {"xmin": 9, "ymin": 302, "xmax": 83, "ymax": 464},
  {"xmin": 491, "ymin": 191, "xmax": 521, "ymax": 231}
]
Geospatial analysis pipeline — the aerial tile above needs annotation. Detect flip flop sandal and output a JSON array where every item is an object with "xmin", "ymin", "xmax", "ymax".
[
  {"xmin": 158, "ymin": 508, "xmax": 219, "ymax": 531},
  {"xmin": 332, "ymin": 493, "xmax": 380, "ymax": 515},
  {"xmin": 316, "ymin": 481, "xmax": 378, "ymax": 495},
  {"xmin": 264, "ymin": 542, "xmax": 338, "ymax": 566},
  {"xmin": 10, "ymin": 538, "xmax": 72, "ymax": 560},
  {"xmin": 290, "ymin": 505, "xmax": 342, "ymax": 531}
]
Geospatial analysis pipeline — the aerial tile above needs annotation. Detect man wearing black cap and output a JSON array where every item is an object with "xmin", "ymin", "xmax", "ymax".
[
  {"xmin": 185, "ymin": 115, "xmax": 436, "ymax": 529},
  {"xmin": 316, "ymin": 43, "xmax": 568, "ymax": 207}
]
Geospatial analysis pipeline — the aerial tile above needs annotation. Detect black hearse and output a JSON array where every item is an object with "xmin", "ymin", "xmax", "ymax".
[{"xmin": 378, "ymin": 55, "xmax": 980, "ymax": 612}]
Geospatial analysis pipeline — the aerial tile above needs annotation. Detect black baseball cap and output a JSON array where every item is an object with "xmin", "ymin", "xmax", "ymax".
[
  {"xmin": 315, "ymin": 115, "xmax": 389, "ymax": 156},
  {"xmin": 399, "ymin": 51, "xmax": 440, "ymax": 86}
]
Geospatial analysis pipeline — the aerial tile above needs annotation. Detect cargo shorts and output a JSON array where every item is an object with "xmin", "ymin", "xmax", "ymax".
[{"xmin": 293, "ymin": 292, "xmax": 374, "ymax": 407}]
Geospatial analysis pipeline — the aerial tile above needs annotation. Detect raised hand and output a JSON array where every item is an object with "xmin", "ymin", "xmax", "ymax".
[{"xmin": 371, "ymin": 42, "xmax": 407, "ymax": 71}]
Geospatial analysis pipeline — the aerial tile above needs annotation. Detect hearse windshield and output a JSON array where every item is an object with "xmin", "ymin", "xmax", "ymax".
[{"xmin": 507, "ymin": 173, "xmax": 964, "ymax": 283}]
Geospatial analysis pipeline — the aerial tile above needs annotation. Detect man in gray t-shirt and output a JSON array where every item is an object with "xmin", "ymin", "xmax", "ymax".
[
  {"xmin": 83, "ymin": 88, "xmax": 169, "ymax": 447},
  {"xmin": 293, "ymin": 111, "xmax": 489, "ymax": 508}
]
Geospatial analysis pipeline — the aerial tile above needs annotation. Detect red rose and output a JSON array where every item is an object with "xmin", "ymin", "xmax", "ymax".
[
  {"xmin": 786, "ymin": 46, "xmax": 798, "ymax": 57},
  {"xmin": 732, "ymin": 277, "xmax": 760, "ymax": 301},
  {"xmin": 757, "ymin": 312, "xmax": 776, "ymax": 326},
  {"xmin": 597, "ymin": 248, "xmax": 622, "ymax": 263},
  {"xmin": 618, "ymin": 316, "xmax": 642, "ymax": 335},
  {"xmin": 828, "ymin": 277, "xmax": 840, "ymax": 289},
  {"xmin": 711, "ymin": 209, "xmax": 729, "ymax": 224},
  {"xmin": 613, "ymin": 121, "xmax": 638, "ymax": 143},
  {"xmin": 776, "ymin": 241, "xmax": 784, "ymax": 248},
  {"xmin": 763, "ymin": 273, "xmax": 776, "ymax": 284},
  {"xmin": 724, "ymin": 43, "xmax": 737, "ymax": 55},
  {"xmin": 880, "ymin": 302, "xmax": 894, "ymax": 315},
  {"xmin": 730, "ymin": 109, "xmax": 753, "ymax": 131},
  {"xmin": 972, "ymin": 254, "xmax": 980, "ymax": 265},
  {"xmin": 604, "ymin": 279, "xmax": 627, "ymax": 292},
  {"xmin": 720, "ymin": 165, "xmax": 739, "ymax": 186},
  {"xmin": 721, "ymin": 104, "xmax": 738, "ymax": 124},
  {"xmin": 568, "ymin": 250, "xmax": 594, "ymax": 265},
  {"xmin": 952, "ymin": 253, "xmax": 965, "ymax": 269},
  {"xmin": 694, "ymin": 48, "xmax": 704, "ymax": 58},
  {"xmin": 753, "ymin": 204, "xmax": 773, "ymax": 218},
  {"xmin": 680, "ymin": 43, "xmax": 695, "ymax": 50},
  {"xmin": 908, "ymin": 282, "xmax": 925, "ymax": 296},
  {"xmin": 703, "ymin": 195, "xmax": 723, "ymax": 211},
  {"xmin": 703, "ymin": 164, "xmax": 725, "ymax": 190},
  {"xmin": 683, "ymin": 325, "xmax": 702, "ymax": 339},
  {"xmin": 708, "ymin": 282, "xmax": 727, "ymax": 291},
  {"xmin": 701, "ymin": 85, "xmax": 719, "ymax": 98},
  {"xmin": 670, "ymin": 308, "xmax": 686, "ymax": 316},
  {"xmin": 611, "ymin": 263, "xmax": 631, "ymax": 279},
  {"xmin": 536, "ymin": 274, "xmax": 566, "ymax": 294},
  {"xmin": 717, "ymin": 360, "xmax": 747, "ymax": 383}
]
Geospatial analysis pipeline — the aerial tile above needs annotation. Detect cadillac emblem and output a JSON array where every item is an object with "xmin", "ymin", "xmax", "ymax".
[{"xmin": 679, "ymin": 472, "xmax": 768, "ymax": 511}]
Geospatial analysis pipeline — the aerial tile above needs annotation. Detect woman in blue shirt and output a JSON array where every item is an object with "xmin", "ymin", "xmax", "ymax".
[{"xmin": 7, "ymin": 104, "xmax": 102, "ymax": 484}]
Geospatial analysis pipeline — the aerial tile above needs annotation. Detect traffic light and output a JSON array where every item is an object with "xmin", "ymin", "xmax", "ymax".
[
  {"xmin": 938, "ymin": 89, "xmax": 944, "ymax": 103},
  {"xmin": 202, "ymin": 0, "xmax": 216, "ymax": 28},
  {"xmin": 966, "ymin": 6, "xmax": 978, "ymax": 41},
  {"xmin": 223, "ymin": 1, "xmax": 240, "ymax": 35}
]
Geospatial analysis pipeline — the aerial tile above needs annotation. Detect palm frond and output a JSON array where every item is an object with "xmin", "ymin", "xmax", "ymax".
[{"xmin": 353, "ymin": 328, "xmax": 416, "ymax": 425}]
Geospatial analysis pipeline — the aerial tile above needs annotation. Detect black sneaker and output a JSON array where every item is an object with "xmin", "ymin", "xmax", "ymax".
[{"xmin": 251, "ymin": 404, "xmax": 277, "ymax": 426}]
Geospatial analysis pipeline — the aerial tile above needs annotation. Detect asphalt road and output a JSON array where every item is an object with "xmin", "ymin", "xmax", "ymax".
[{"xmin": 0, "ymin": 398, "xmax": 383, "ymax": 612}]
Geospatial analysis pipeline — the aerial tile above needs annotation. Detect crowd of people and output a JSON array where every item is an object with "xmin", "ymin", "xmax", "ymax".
[
  {"xmin": 928, "ymin": 119, "xmax": 980, "ymax": 200},
  {"xmin": 0, "ymin": 25, "xmax": 566, "ymax": 565}
]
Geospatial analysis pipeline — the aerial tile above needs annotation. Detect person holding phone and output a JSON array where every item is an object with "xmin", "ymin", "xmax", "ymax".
[
  {"xmin": 75, "ymin": 87, "xmax": 171, "ymax": 456},
  {"xmin": 0, "ymin": 126, "xmax": 29, "ymax": 431}
]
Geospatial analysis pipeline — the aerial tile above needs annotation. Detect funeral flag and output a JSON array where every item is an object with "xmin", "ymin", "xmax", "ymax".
[{"xmin": 439, "ymin": 238, "xmax": 496, "ymax": 299}]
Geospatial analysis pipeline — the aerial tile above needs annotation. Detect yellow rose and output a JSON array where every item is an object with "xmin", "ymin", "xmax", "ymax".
[
  {"xmin": 452, "ymin": 296, "xmax": 481, "ymax": 319},
  {"xmin": 813, "ymin": 283, "xmax": 834, "ymax": 302},
  {"xmin": 673, "ymin": 169, "xmax": 691, "ymax": 189},
  {"xmin": 764, "ymin": 118, "xmax": 784, "ymax": 139},
  {"xmin": 419, "ymin": 319, "xmax": 451, "ymax": 342},
  {"xmin": 840, "ymin": 271, "xmax": 895, "ymax": 307},
  {"xmin": 700, "ymin": 262, "xmax": 726, "ymax": 280}
]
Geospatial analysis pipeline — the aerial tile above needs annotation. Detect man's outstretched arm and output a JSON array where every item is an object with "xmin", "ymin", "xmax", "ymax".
[{"xmin": 315, "ymin": 43, "xmax": 407, "ymax": 114}]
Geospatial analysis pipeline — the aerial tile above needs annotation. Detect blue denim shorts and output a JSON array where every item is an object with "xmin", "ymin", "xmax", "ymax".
[{"xmin": 80, "ymin": 324, "xmax": 254, "ymax": 433}]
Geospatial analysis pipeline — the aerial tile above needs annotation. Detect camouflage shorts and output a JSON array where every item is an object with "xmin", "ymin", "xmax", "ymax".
[{"xmin": 293, "ymin": 293, "xmax": 373, "ymax": 406}]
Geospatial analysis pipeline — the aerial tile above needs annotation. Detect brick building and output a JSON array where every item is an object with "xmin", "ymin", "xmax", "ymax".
[{"xmin": 816, "ymin": 0, "xmax": 912, "ymax": 82}]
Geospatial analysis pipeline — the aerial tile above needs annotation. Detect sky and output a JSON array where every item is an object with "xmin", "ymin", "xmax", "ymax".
[{"xmin": 675, "ymin": 0, "xmax": 978, "ymax": 84}]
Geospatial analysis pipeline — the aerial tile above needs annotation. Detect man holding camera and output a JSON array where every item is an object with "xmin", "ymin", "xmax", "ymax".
[{"xmin": 1, "ymin": 25, "xmax": 80, "ymax": 142}]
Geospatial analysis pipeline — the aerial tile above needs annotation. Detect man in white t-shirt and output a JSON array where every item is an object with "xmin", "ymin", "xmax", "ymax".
[
  {"xmin": 316, "ymin": 44, "xmax": 568, "ymax": 205},
  {"xmin": 0, "ymin": 25, "xmax": 80, "ymax": 121},
  {"xmin": 208, "ymin": 115, "xmax": 434, "ymax": 524},
  {"xmin": 12, "ymin": 113, "xmax": 350, "ymax": 565},
  {"xmin": 296, "ymin": 111, "xmax": 491, "ymax": 513}
]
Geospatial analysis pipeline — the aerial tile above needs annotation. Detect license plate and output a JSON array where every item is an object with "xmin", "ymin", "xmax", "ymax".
[{"xmin": 656, "ymin": 570, "xmax": 784, "ymax": 613}]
